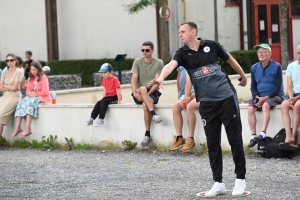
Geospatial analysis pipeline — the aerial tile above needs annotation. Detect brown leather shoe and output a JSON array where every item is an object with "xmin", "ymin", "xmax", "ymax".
[
  {"xmin": 170, "ymin": 136, "xmax": 185, "ymax": 150},
  {"xmin": 181, "ymin": 137, "xmax": 195, "ymax": 152}
]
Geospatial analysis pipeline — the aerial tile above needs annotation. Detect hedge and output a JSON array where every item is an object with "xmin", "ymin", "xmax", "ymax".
[{"xmin": 1, "ymin": 50, "xmax": 259, "ymax": 85}]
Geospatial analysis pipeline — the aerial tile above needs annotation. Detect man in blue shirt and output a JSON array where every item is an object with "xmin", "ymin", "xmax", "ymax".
[{"xmin": 247, "ymin": 44, "xmax": 284, "ymax": 148}]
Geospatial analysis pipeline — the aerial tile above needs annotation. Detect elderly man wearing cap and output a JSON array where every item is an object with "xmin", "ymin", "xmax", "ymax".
[
  {"xmin": 247, "ymin": 43, "xmax": 284, "ymax": 148},
  {"xmin": 84, "ymin": 63, "xmax": 122, "ymax": 127}
]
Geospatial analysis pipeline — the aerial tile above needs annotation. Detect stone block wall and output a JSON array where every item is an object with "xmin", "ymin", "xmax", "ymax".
[
  {"xmin": 48, "ymin": 74, "xmax": 82, "ymax": 91},
  {"xmin": 94, "ymin": 70, "xmax": 132, "ymax": 86}
]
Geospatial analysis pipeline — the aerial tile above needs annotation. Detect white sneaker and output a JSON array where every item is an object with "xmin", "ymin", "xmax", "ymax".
[
  {"xmin": 141, "ymin": 136, "xmax": 151, "ymax": 146},
  {"xmin": 204, "ymin": 182, "xmax": 226, "ymax": 197},
  {"xmin": 85, "ymin": 118, "xmax": 93, "ymax": 126},
  {"xmin": 152, "ymin": 115, "xmax": 162, "ymax": 124},
  {"xmin": 94, "ymin": 119, "xmax": 104, "ymax": 127},
  {"xmin": 232, "ymin": 179, "xmax": 246, "ymax": 196}
]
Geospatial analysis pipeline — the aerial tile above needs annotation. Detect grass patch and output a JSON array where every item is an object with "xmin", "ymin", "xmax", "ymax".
[
  {"xmin": 122, "ymin": 140, "xmax": 137, "ymax": 150},
  {"xmin": 100, "ymin": 140, "xmax": 121, "ymax": 150},
  {"xmin": 123, "ymin": 160, "xmax": 131, "ymax": 164},
  {"xmin": 157, "ymin": 158, "xmax": 169, "ymax": 161},
  {"xmin": 244, "ymin": 146, "xmax": 255, "ymax": 155},
  {"xmin": 198, "ymin": 143, "xmax": 208, "ymax": 154},
  {"xmin": 148, "ymin": 143, "xmax": 170, "ymax": 152},
  {"xmin": 76, "ymin": 143, "xmax": 96, "ymax": 150},
  {"xmin": 64, "ymin": 137, "xmax": 76, "ymax": 150},
  {"xmin": 10, "ymin": 135, "xmax": 60, "ymax": 150},
  {"xmin": 12, "ymin": 139, "xmax": 32, "ymax": 149},
  {"xmin": 223, "ymin": 150, "xmax": 232, "ymax": 155},
  {"xmin": 3, "ymin": 134, "xmax": 289, "ymax": 157},
  {"xmin": 0, "ymin": 137, "xmax": 9, "ymax": 147}
]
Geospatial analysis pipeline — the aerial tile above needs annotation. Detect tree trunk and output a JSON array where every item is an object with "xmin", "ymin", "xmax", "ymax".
[
  {"xmin": 280, "ymin": 0, "xmax": 289, "ymax": 69},
  {"xmin": 156, "ymin": 0, "xmax": 170, "ymax": 64}
]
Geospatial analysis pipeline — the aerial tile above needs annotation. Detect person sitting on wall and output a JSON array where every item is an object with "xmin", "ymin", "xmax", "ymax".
[
  {"xmin": 0, "ymin": 53, "xmax": 22, "ymax": 137},
  {"xmin": 85, "ymin": 63, "xmax": 122, "ymax": 127},
  {"xmin": 12, "ymin": 61, "xmax": 50, "ymax": 138},
  {"xmin": 170, "ymin": 66, "xmax": 200, "ymax": 152},
  {"xmin": 130, "ymin": 41, "xmax": 164, "ymax": 147},
  {"xmin": 247, "ymin": 44, "xmax": 284, "ymax": 148},
  {"xmin": 279, "ymin": 45, "xmax": 300, "ymax": 150}
]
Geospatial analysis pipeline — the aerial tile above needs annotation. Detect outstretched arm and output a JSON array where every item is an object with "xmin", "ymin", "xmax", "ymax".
[{"xmin": 148, "ymin": 60, "xmax": 178, "ymax": 88}]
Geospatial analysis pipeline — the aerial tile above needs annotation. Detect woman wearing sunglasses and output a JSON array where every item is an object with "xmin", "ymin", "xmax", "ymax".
[{"xmin": 0, "ymin": 53, "xmax": 22, "ymax": 137}]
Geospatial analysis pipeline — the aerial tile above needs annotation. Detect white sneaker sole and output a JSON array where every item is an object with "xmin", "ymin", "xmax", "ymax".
[
  {"xmin": 204, "ymin": 190, "xmax": 226, "ymax": 197},
  {"xmin": 154, "ymin": 119, "xmax": 162, "ymax": 124},
  {"xmin": 93, "ymin": 124, "xmax": 104, "ymax": 127}
]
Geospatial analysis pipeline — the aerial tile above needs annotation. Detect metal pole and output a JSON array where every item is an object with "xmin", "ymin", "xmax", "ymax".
[
  {"xmin": 242, "ymin": 0, "xmax": 248, "ymax": 50},
  {"xmin": 177, "ymin": 0, "xmax": 182, "ymax": 48},
  {"xmin": 118, "ymin": 61, "xmax": 122, "ymax": 84},
  {"xmin": 214, "ymin": 0, "xmax": 218, "ymax": 42}
]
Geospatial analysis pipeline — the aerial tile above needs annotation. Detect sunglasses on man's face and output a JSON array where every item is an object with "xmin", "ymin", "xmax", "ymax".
[
  {"xmin": 6, "ymin": 59, "xmax": 15, "ymax": 63},
  {"xmin": 141, "ymin": 49, "xmax": 150, "ymax": 53}
]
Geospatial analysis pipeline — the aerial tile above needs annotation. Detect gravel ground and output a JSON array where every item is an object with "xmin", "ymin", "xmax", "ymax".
[{"xmin": 0, "ymin": 148, "xmax": 299, "ymax": 200}]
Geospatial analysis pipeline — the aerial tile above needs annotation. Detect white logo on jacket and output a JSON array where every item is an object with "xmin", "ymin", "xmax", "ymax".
[
  {"xmin": 202, "ymin": 119, "xmax": 206, "ymax": 127},
  {"xmin": 203, "ymin": 46, "xmax": 210, "ymax": 53}
]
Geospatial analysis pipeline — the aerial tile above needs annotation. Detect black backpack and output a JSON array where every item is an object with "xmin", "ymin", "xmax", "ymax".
[{"xmin": 257, "ymin": 128, "xmax": 296, "ymax": 158}]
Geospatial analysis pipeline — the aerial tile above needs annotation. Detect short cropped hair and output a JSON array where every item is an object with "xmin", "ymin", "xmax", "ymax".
[
  {"xmin": 142, "ymin": 41, "xmax": 154, "ymax": 49},
  {"xmin": 25, "ymin": 50, "xmax": 32, "ymax": 55},
  {"xmin": 181, "ymin": 22, "xmax": 198, "ymax": 35}
]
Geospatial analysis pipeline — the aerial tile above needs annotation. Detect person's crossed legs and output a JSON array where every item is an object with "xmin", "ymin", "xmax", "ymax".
[{"xmin": 133, "ymin": 86, "xmax": 162, "ymax": 146}]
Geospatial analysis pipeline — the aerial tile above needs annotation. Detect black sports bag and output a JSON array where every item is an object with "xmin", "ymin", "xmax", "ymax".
[{"xmin": 257, "ymin": 128, "xmax": 297, "ymax": 158}]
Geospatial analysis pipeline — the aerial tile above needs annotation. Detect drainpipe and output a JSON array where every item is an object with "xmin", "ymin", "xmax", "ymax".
[
  {"xmin": 214, "ymin": 0, "xmax": 218, "ymax": 42},
  {"xmin": 177, "ymin": 0, "xmax": 182, "ymax": 48},
  {"xmin": 182, "ymin": 0, "xmax": 186, "ymax": 22},
  {"xmin": 242, "ymin": 0, "xmax": 248, "ymax": 50}
]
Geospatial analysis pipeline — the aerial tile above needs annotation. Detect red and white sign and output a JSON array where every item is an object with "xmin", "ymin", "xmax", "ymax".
[{"xmin": 159, "ymin": 6, "xmax": 170, "ymax": 21}]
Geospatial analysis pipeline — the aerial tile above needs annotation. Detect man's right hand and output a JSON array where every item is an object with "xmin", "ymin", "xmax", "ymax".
[{"xmin": 147, "ymin": 78, "xmax": 164, "ymax": 89}]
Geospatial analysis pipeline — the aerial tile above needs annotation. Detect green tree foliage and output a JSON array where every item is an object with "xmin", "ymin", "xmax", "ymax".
[{"xmin": 123, "ymin": 0, "xmax": 156, "ymax": 14}]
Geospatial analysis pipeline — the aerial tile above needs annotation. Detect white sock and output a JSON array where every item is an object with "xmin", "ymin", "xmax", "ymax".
[
  {"xmin": 260, "ymin": 131, "xmax": 266, "ymax": 138},
  {"xmin": 251, "ymin": 134, "xmax": 257, "ymax": 139}
]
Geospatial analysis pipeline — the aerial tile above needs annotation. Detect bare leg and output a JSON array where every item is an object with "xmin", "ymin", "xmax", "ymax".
[
  {"xmin": 12, "ymin": 117, "xmax": 23, "ymax": 138},
  {"xmin": 138, "ymin": 87, "xmax": 155, "ymax": 111},
  {"xmin": 186, "ymin": 99, "xmax": 200, "ymax": 138},
  {"xmin": 172, "ymin": 100, "xmax": 184, "ymax": 136},
  {"xmin": 143, "ymin": 103, "xmax": 152, "ymax": 131},
  {"xmin": 21, "ymin": 115, "xmax": 33, "ymax": 137},
  {"xmin": 261, "ymin": 103, "xmax": 271, "ymax": 132},
  {"xmin": 247, "ymin": 106, "xmax": 257, "ymax": 135},
  {"xmin": 0, "ymin": 124, "xmax": 3, "ymax": 137},
  {"xmin": 280, "ymin": 101, "xmax": 293, "ymax": 143},
  {"xmin": 291, "ymin": 101, "xmax": 300, "ymax": 142}
]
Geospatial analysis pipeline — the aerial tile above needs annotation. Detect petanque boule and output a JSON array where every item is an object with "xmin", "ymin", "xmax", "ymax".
[{"xmin": 43, "ymin": 66, "xmax": 50, "ymax": 75}]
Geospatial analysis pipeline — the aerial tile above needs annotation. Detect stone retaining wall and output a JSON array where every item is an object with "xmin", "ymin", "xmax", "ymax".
[
  {"xmin": 94, "ymin": 70, "xmax": 132, "ymax": 86},
  {"xmin": 48, "ymin": 74, "xmax": 81, "ymax": 90}
]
